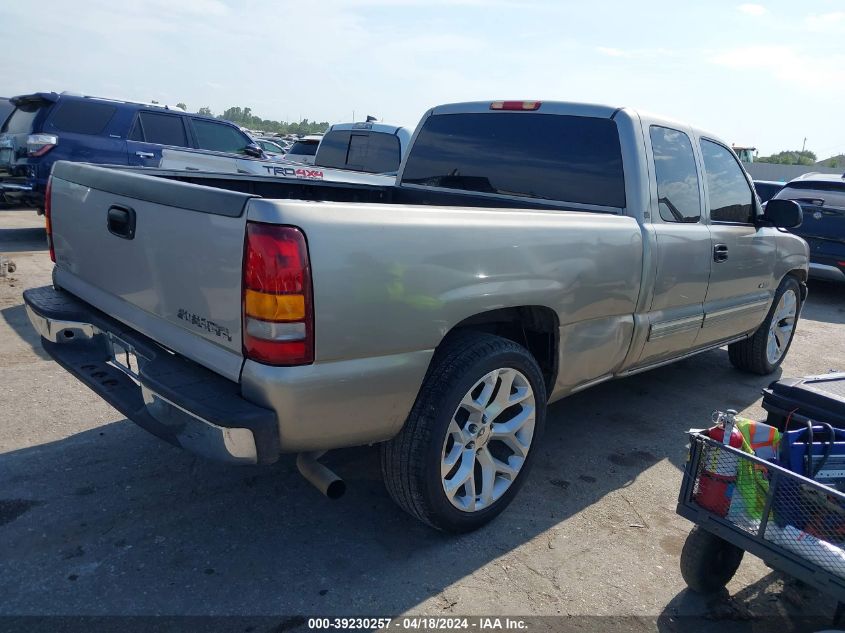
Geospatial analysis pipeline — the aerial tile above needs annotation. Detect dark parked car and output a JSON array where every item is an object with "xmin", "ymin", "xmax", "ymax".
[
  {"xmin": 753, "ymin": 179, "xmax": 784, "ymax": 204},
  {"xmin": 771, "ymin": 172, "xmax": 845, "ymax": 282},
  {"xmin": 0, "ymin": 98, "xmax": 13, "ymax": 130},
  {"xmin": 0, "ymin": 91, "xmax": 261, "ymax": 210}
]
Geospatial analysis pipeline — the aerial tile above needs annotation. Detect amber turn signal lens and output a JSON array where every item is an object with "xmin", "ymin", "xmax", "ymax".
[{"xmin": 244, "ymin": 289, "xmax": 305, "ymax": 322}]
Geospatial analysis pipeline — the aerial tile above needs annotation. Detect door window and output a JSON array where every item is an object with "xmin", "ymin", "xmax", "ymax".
[
  {"xmin": 193, "ymin": 119, "xmax": 250, "ymax": 153},
  {"xmin": 132, "ymin": 112, "xmax": 189, "ymax": 147},
  {"xmin": 701, "ymin": 139, "xmax": 755, "ymax": 224},
  {"xmin": 649, "ymin": 126, "xmax": 701, "ymax": 223}
]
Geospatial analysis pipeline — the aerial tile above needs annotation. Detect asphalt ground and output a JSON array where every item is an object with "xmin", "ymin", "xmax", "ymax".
[{"xmin": 1, "ymin": 207, "xmax": 843, "ymax": 632}]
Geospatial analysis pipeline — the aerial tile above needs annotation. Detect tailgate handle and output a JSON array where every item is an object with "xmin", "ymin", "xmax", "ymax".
[{"xmin": 107, "ymin": 205, "xmax": 136, "ymax": 240}]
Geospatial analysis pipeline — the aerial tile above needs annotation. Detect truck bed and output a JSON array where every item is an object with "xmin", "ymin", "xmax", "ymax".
[{"xmin": 47, "ymin": 161, "xmax": 642, "ymax": 402}]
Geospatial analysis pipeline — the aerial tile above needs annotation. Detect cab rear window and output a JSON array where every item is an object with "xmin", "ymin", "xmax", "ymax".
[
  {"xmin": 316, "ymin": 131, "xmax": 401, "ymax": 173},
  {"xmin": 401, "ymin": 112, "xmax": 626, "ymax": 208}
]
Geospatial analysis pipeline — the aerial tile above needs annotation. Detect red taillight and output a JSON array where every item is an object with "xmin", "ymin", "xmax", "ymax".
[
  {"xmin": 44, "ymin": 176, "xmax": 55, "ymax": 262},
  {"xmin": 242, "ymin": 222, "xmax": 313, "ymax": 365},
  {"xmin": 490, "ymin": 101, "xmax": 542, "ymax": 111}
]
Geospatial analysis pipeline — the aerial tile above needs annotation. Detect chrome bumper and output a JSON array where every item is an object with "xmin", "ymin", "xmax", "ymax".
[
  {"xmin": 0, "ymin": 182, "xmax": 33, "ymax": 192},
  {"xmin": 24, "ymin": 286, "xmax": 279, "ymax": 465},
  {"xmin": 809, "ymin": 263, "xmax": 845, "ymax": 283}
]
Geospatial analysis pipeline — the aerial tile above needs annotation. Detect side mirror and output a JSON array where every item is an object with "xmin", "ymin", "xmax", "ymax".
[
  {"xmin": 243, "ymin": 143, "xmax": 263, "ymax": 159},
  {"xmin": 762, "ymin": 198, "xmax": 802, "ymax": 229}
]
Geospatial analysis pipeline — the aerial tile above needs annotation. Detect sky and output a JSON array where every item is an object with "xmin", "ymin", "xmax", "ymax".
[{"xmin": 1, "ymin": 0, "xmax": 844, "ymax": 158}]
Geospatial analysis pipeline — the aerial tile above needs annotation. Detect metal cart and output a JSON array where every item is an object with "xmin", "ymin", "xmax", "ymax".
[{"xmin": 677, "ymin": 424, "xmax": 845, "ymax": 614}]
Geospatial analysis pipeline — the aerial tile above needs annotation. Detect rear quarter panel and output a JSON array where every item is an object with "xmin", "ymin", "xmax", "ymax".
[{"xmin": 247, "ymin": 199, "xmax": 644, "ymax": 399}]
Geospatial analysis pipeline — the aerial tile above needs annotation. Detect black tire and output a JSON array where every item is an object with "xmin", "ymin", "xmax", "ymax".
[
  {"xmin": 728, "ymin": 276, "xmax": 802, "ymax": 375},
  {"xmin": 680, "ymin": 526, "xmax": 745, "ymax": 593},
  {"xmin": 380, "ymin": 331, "xmax": 547, "ymax": 533}
]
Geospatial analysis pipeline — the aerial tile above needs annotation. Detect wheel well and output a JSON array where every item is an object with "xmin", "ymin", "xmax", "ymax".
[
  {"xmin": 443, "ymin": 306, "xmax": 559, "ymax": 395},
  {"xmin": 784, "ymin": 269, "xmax": 808, "ymax": 302}
]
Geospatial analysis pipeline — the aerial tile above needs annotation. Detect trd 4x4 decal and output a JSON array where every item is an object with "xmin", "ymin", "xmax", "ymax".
[{"xmin": 261, "ymin": 165, "xmax": 324, "ymax": 179}]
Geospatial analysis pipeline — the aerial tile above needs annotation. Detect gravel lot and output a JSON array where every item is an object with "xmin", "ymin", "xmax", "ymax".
[{"xmin": 1, "ymin": 208, "xmax": 843, "ymax": 630}]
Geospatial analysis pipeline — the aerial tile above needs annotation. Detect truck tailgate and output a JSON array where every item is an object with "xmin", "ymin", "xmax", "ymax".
[{"xmin": 48, "ymin": 162, "xmax": 255, "ymax": 381}]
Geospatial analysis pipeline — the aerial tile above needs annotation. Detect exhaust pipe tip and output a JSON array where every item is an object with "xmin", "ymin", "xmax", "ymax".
[
  {"xmin": 296, "ymin": 451, "xmax": 346, "ymax": 500},
  {"xmin": 324, "ymin": 478, "xmax": 347, "ymax": 500}
]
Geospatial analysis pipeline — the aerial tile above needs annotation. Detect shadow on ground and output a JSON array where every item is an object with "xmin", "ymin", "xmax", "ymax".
[
  {"xmin": 803, "ymin": 279, "xmax": 844, "ymax": 326},
  {"xmin": 0, "ymin": 227, "xmax": 47, "ymax": 253},
  {"xmin": 658, "ymin": 572, "xmax": 840, "ymax": 633},
  {"xmin": 1, "ymin": 304, "xmax": 50, "ymax": 360},
  {"xmin": 0, "ymin": 285, "xmax": 840, "ymax": 623}
]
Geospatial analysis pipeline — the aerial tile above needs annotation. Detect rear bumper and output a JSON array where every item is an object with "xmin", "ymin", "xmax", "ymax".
[
  {"xmin": 23, "ymin": 285, "xmax": 280, "ymax": 465},
  {"xmin": 809, "ymin": 258, "xmax": 845, "ymax": 283},
  {"xmin": 0, "ymin": 176, "xmax": 42, "ymax": 208}
]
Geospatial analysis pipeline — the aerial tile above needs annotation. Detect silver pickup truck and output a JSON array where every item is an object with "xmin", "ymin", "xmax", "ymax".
[{"xmin": 24, "ymin": 100, "xmax": 808, "ymax": 532}]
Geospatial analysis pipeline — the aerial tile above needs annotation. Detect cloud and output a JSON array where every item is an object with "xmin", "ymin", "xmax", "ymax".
[
  {"xmin": 596, "ymin": 46, "xmax": 631, "ymax": 58},
  {"xmin": 596, "ymin": 46, "xmax": 675, "ymax": 60},
  {"xmin": 804, "ymin": 11, "xmax": 845, "ymax": 32},
  {"xmin": 737, "ymin": 4, "xmax": 767, "ymax": 16},
  {"xmin": 710, "ymin": 45, "xmax": 845, "ymax": 92}
]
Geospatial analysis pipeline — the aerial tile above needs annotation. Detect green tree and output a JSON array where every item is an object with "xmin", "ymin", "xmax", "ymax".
[
  {"xmin": 197, "ymin": 106, "xmax": 213, "ymax": 116},
  {"xmin": 176, "ymin": 102, "xmax": 187, "ymax": 111},
  {"xmin": 213, "ymin": 105, "xmax": 329, "ymax": 135},
  {"xmin": 756, "ymin": 150, "xmax": 817, "ymax": 166}
]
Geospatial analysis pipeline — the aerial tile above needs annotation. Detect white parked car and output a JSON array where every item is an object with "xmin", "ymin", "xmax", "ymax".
[
  {"xmin": 254, "ymin": 138, "xmax": 287, "ymax": 158},
  {"xmin": 315, "ymin": 122, "xmax": 411, "ymax": 174},
  {"xmin": 284, "ymin": 134, "xmax": 322, "ymax": 165}
]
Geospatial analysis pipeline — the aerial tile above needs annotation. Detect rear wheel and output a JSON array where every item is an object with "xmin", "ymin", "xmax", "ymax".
[
  {"xmin": 380, "ymin": 332, "xmax": 546, "ymax": 533},
  {"xmin": 728, "ymin": 276, "xmax": 801, "ymax": 375},
  {"xmin": 680, "ymin": 526, "xmax": 745, "ymax": 593}
]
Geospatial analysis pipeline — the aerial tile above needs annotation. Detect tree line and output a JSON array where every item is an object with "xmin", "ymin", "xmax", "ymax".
[
  {"xmin": 754, "ymin": 149, "xmax": 842, "ymax": 168},
  {"xmin": 175, "ymin": 103, "xmax": 330, "ymax": 135}
]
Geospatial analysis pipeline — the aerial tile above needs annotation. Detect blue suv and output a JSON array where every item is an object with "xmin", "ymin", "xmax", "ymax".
[
  {"xmin": 770, "ymin": 172, "xmax": 845, "ymax": 283},
  {"xmin": 0, "ymin": 91, "xmax": 262, "ymax": 210}
]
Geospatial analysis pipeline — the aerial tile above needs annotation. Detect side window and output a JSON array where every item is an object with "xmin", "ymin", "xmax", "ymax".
[
  {"xmin": 128, "ymin": 118, "xmax": 144, "ymax": 141},
  {"xmin": 192, "ymin": 119, "xmax": 250, "ymax": 153},
  {"xmin": 649, "ymin": 126, "xmax": 701, "ymax": 223},
  {"xmin": 135, "ymin": 112, "xmax": 189, "ymax": 147},
  {"xmin": 50, "ymin": 101, "xmax": 117, "ymax": 135},
  {"xmin": 700, "ymin": 139, "xmax": 755, "ymax": 224}
]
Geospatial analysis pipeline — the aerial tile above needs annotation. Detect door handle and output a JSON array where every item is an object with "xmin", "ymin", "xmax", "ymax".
[
  {"xmin": 135, "ymin": 151, "xmax": 155, "ymax": 159},
  {"xmin": 107, "ymin": 205, "xmax": 136, "ymax": 240},
  {"xmin": 713, "ymin": 243, "xmax": 729, "ymax": 263}
]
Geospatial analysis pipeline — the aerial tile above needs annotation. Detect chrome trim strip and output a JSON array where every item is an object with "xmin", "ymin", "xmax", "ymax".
[
  {"xmin": 648, "ymin": 314, "xmax": 703, "ymax": 340},
  {"xmin": 704, "ymin": 299, "xmax": 769, "ymax": 325},
  {"xmin": 568, "ymin": 374, "xmax": 614, "ymax": 394}
]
